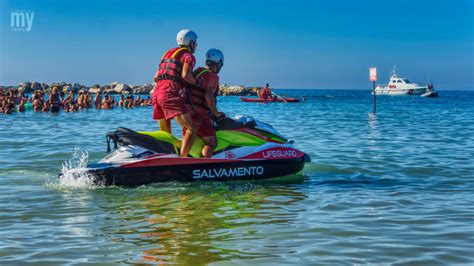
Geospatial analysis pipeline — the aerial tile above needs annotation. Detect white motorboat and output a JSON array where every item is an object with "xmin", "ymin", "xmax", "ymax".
[{"xmin": 373, "ymin": 67, "xmax": 430, "ymax": 96}]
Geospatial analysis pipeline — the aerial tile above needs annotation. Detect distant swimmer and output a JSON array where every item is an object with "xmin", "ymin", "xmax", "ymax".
[
  {"xmin": 32, "ymin": 90, "xmax": 44, "ymax": 112},
  {"xmin": 18, "ymin": 98, "xmax": 26, "ymax": 112},
  {"xmin": 94, "ymin": 91, "xmax": 102, "ymax": 109},
  {"xmin": 49, "ymin": 87, "xmax": 61, "ymax": 113}
]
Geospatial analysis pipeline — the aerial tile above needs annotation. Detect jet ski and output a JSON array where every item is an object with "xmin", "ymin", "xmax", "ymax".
[{"xmin": 62, "ymin": 116, "xmax": 310, "ymax": 186}]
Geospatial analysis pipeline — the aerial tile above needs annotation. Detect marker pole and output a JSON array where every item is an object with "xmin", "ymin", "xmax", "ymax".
[
  {"xmin": 373, "ymin": 81, "xmax": 376, "ymax": 113},
  {"xmin": 369, "ymin": 67, "xmax": 377, "ymax": 114}
]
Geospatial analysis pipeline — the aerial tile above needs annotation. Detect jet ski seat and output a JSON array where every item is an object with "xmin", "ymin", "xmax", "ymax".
[
  {"xmin": 106, "ymin": 127, "xmax": 178, "ymax": 154},
  {"xmin": 138, "ymin": 129, "xmax": 266, "ymax": 158},
  {"xmin": 109, "ymin": 117, "xmax": 268, "ymax": 158}
]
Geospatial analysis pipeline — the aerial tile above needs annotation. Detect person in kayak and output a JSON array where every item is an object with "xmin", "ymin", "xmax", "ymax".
[
  {"xmin": 259, "ymin": 83, "xmax": 273, "ymax": 100},
  {"xmin": 185, "ymin": 48, "xmax": 225, "ymax": 158},
  {"xmin": 152, "ymin": 29, "xmax": 199, "ymax": 157}
]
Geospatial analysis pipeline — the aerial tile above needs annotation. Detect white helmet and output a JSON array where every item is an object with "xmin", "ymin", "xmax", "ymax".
[
  {"xmin": 205, "ymin": 48, "xmax": 224, "ymax": 64},
  {"xmin": 176, "ymin": 29, "xmax": 198, "ymax": 46}
]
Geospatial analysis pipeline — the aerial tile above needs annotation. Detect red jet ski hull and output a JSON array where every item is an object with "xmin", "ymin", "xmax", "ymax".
[{"xmin": 86, "ymin": 155, "xmax": 309, "ymax": 186}]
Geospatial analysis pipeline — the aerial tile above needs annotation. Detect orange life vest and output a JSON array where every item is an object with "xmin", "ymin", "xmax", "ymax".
[
  {"xmin": 186, "ymin": 67, "xmax": 218, "ymax": 110},
  {"xmin": 156, "ymin": 47, "xmax": 192, "ymax": 82}
]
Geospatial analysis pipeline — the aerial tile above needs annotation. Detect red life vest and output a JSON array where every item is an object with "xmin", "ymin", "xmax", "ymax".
[
  {"xmin": 156, "ymin": 47, "xmax": 192, "ymax": 82},
  {"xmin": 186, "ymin": 67, "xmax": 218, "ymax": 110}
]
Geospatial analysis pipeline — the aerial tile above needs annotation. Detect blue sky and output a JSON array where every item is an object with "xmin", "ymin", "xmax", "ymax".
[{"xmin": 1, "ymin": 0, "xmax": 472, "ymax": 89}]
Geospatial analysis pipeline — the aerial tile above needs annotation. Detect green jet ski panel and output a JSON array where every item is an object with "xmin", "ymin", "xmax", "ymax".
[
  {"xmin": 215, "ymin": 130, "xmax": 266, "ymax": 151},
  {"xmin": 138, "ymin": 130, "xmax": 267, "ymax": 158}
]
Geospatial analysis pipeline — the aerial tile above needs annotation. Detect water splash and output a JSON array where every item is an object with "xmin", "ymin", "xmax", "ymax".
[{"xmin": 58, "ymin": 147, "xmax": 103, "ymax": 188}]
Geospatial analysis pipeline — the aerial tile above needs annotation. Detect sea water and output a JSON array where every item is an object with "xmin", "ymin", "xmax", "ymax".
[{"xmin": 0, "ymin": 90, "xmax": 473, "ymax": 264}]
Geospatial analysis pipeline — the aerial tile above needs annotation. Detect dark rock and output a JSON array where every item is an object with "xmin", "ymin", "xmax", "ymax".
[{"xmin": 19, "ymin": 81, "xmax": 32, "ymax": 93}]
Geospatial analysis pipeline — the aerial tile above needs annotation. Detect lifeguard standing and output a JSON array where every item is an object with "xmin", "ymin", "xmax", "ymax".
[{"xmin": 152, "ymin": 29, "xmax": 200, "ymax": 157}]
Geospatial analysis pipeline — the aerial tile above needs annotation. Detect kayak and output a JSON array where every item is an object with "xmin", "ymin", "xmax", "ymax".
[{"xmin": 240, "ymin": 97, "xmax": 300, "ymax": 103}]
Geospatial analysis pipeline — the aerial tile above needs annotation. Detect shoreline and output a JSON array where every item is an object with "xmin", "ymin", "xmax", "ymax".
[{"xmin": 0, "ymin": 82, "xmax": 262, "ymax": 96}]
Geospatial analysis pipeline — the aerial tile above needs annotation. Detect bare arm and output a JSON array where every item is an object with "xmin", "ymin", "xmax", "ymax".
[
  {"xmin": 205, "ymin": 88, "xmax": 218, "ymax": 115},
  {"xmin": 203, "ymin": 78, "xmax": 223, "ymax": 116},
  {"xmin": 181, "ymin": 63, "xmax": 197, "ymax": 85},
  {"xmin": 48, "ymin": 95, "xmax": 53, "ymax": 105}
]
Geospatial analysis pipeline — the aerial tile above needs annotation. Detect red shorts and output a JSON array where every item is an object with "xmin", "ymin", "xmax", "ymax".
[
  {"xmin": 187, "ymin": 106, "xmax": 216, "ymax": 138},
  {"xmin": 152, "ymin": 80, "xmax": 187, "ymax": 120}
]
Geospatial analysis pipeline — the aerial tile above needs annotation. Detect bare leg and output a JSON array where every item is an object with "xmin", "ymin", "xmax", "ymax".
[
  {"xmin": 158, "ymin": 118, "xmax": 171, "ymax": 133},
  {"xmin": 175, "ymin": 113, "xmax": 196, "ymax": 157},
  {"xmin": 201, "ymin": 136, "xmax": 217, "ymax": 158}
]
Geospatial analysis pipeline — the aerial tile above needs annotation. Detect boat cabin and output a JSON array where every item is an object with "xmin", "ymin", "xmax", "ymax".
[{"xmin": 390, "ymin": 78, "xmax": 411, "ymax": 84}]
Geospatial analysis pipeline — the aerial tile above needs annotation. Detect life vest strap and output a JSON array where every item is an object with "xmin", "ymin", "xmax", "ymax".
[
  {"xmin": 161, "ymin": 47, "xmax": 190, "ymax": 60},
  {"xmin": 158, "ymin": 47, "xmax": 191, "ymax": 81},
  {"xmin": 157, "ymin": 74, "xmax": 185, "ymax": 84},
  {"xmin": 195, "ymin": 68, "xmax": 211, "ymax": 79}
]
